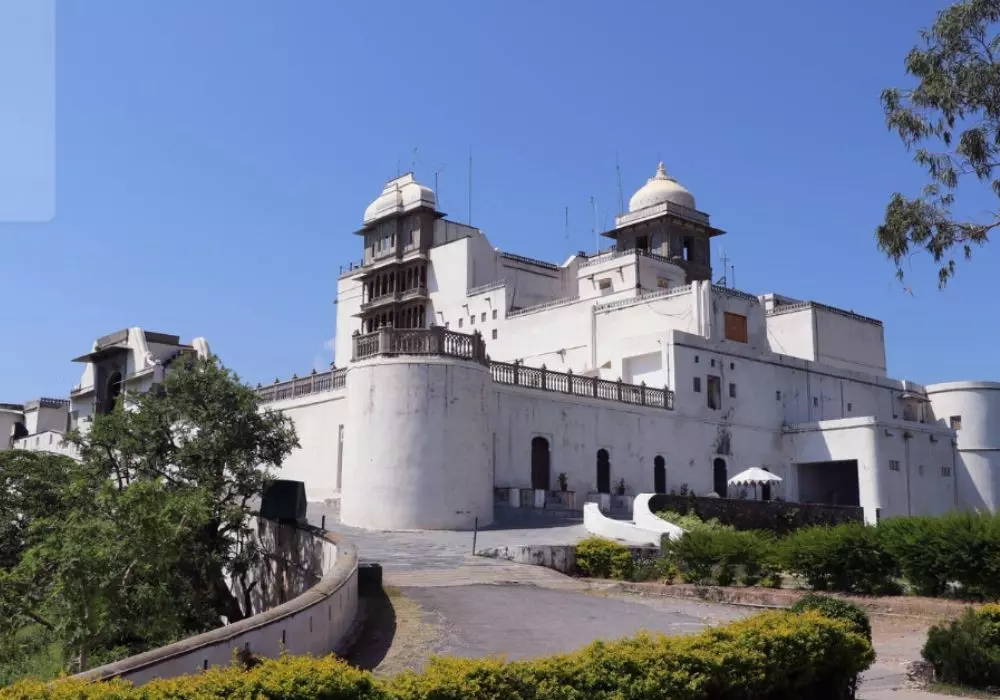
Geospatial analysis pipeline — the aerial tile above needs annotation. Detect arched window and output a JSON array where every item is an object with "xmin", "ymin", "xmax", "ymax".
[
  {"xmin": 596, "ymin": 449, "xmax": 611, "ymax": 494},
  {"xmin": 654, "ymin": 455, "xmax": 666, "ymax": 494},
  {"xmin": 713, "ymin": 458, "xmax": 728, "ymax": 497},
  {"xmin": 530, "ymin": 437, "xmax": 550, "ymax": 490}
]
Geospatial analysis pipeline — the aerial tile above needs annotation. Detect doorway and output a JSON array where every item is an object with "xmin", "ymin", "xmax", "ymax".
[
  {"xmin": 713, "ymin": 458, "xmax": 728, "ymax": 496},
  {"xmin": 531, "ymin": 437, "xmax": 551, "ymax": 490},
  {"xmin": 654, "ymin": 455, "xmax": 666, "ymax": 494},
  {"xmin": 596, "ymin": 449, "xmax": 611, "ymax": 494}
]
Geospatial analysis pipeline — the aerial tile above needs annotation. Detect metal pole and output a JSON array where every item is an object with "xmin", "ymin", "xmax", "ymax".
[
  {"xmin": 321, "ymin": 514, "xmax": 326, "ymax": 531},
  {"xmin": 472, "ymin": 517, "xmax": 478, "ymax": 554}
]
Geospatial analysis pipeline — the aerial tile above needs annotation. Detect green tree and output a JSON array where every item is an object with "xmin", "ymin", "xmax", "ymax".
[
  {"xmin": 879, "ymin": 0, "xmax": 1000, "ymax": 287},
  {"xmin": 0, "ymin": 353, "xmax": 298, "ymax": 674}
]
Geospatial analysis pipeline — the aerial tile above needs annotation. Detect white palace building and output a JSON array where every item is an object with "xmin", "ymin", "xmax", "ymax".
[{"xmin": 5, "ymin": 163, "xmax": 1000, "ymax": 530}]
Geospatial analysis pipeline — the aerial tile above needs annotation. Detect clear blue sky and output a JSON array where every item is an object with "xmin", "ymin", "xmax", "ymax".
[{"xmin": 1, "ymin": 0, "xmax": 993, "ymax": 401}]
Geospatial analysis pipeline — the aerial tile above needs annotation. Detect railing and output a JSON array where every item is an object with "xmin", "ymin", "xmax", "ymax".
[
  {"xmin": 499, "ymin": 251, "xmax": 559, "ymax": 270},
  {"xmin": 712, "ymin": 285, "xmax": 760, "ymax": 304},
  {"xmin": 351, "ymin": 327, "xmax": 488, "ymax": 365},
  {"xmin": 766, "ymin": 300, "xmax": 883, "ymax": 327},
  {"xmin": 614, "ymin": 199, "xmax": 710, "ymax": 228},
  {"xmin": 507, "ymin": 295, "xmax": 580, "ymax": 318},
  {"xmin": 467, "ymin": 279, "xmax": 507, "ymax": 296},
  {"xmin": 578, "ymin": 247, "xmax": 677, "ymax": 269},
  {"xmin": 595, "ymin": 285, "xmax": 692, "ymax": 311},
  {"xmin": 257, "ymin": 368, "xmax": 347, "ymax": 404},
  {"xmin": 491, "ymin": 361, "xmax": 674, "ymax": 410}
]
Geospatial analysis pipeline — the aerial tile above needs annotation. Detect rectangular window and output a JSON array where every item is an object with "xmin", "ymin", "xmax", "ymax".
[
  {"xmin": 458, "ymin": 318, "xmax": 463, "ymax": 328},
  {"xmin": 598, "ymin": 278, "xmax": 612, "ymax": 295},
  {"xmin": 813, "ymin": 396, "xmax": 819, "ymax": 407},
  {"xmin": 636, "ymin": 235, "xmax": 649, "ymax": 252},
  {"xmin": 445, "ymin": 321, "xmax": 450, "ymax": 329},
  {"xmin": 942, "ymin": 466, "xmax": 952, "ymax": 477},
  {"xmin": 729, "ymin": 382, "xmax": 737, "ymax": 398},
  {"xmin": 889, "ymin": 460, "xmax": 901, "ymax": 472},
  {"xmin": 724, "ymin": 312, "xmax": 748, "ymax": 343},
  {"xmin": 776, "ymin": 390, "xmax": 781, "ymax": 401},
  {"xmin": 950, "ymin": 415, "xmax": 962, "ymax": 430},
  {"xmin": 492, "ymin": 309, "xmax": 498, "ymax": 320},
  {"xmin": 693, "ymin": 377, "xmax": 701, "ymax": 393},
  {"xmin": 847, "ymin": 402, "xmax": 853, "ymax": 412},
  {"xmin": 707, "ymin": 375, "xmax": 721, "ymax": 410},
  {"xmin": 481, "ymin": 312, "xmax": 486, "ymax": 322},
  {"xmin": 491, "ymin": 329, "xmax": 498, "ymax": 340},
  {"xmin": 470, "ymin": 316, "xmax": 475, "ymax": 325}
]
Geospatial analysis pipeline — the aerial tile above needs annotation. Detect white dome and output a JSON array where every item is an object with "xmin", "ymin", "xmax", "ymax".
[
  {"xmin": 363, "ymin": 173, "xmax": 437, "ymax": 225},
  {"xmin": 628, "ymin": 162, "xmax": 695, "ymax": 213}
]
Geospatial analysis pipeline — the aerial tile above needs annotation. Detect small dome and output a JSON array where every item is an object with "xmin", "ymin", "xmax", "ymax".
[
  {"xmin": 363, "ymin": 173, "xmax": 437, "ymax": 225},
  {"xmin": 628, "ymin": 162, "xmax": 695, "ymax": 213}
]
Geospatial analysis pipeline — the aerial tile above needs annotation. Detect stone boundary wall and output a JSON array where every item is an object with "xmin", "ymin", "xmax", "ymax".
[
  {"xmin": 648, "ymin": 494, "xmax": 864, "ymax": 534},
  {"xmin": 74, "ymin": 521, "xmax": 359, "ymax": 686}
]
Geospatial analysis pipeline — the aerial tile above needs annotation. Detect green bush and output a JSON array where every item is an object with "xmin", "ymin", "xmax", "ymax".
[
  {"xmin": 922, "ymin": 603, "xmax": 1000, "ymax": 689},
  {"xmin": 1, "ymin": 612, "xmax": 874, "ymax": 700},
  {"xmin": 655, "ymin": 509, "xmax": 732, "ymax": 533},
  {"xmin": 574, "ymin": 537, "xmax": 633, "ymax": 579},
  {"xmin": 880, "ymin": 512, "xmax": 1000, "ymax": 600},
  {"xmin": 791, "ymin": 593, "xmax": 872, "ymax": 641},
  {"xmin": 664, "ymin": 529, "xmax": 776, "ymax": 586},
  {"xmin": 779, "ymin": 523, "xmax": 899, "ymax": 595}
]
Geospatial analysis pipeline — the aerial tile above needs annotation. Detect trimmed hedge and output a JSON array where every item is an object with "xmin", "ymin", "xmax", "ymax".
[
  {"xmin": 778, "ymin": 522, "xmax": 900, "ymax": 595},
  {"xmin": 1, "ymin": 611, "xmax": 875, "ymax": 700},
  {"xmin": 663, "ymin": 528, "xmax": 779, "ymax": 586},
  {"xmin": 790, "ymin": 593, "xmax": 872, "ymax": 641},
  {"xmin": 574, "ymin": 536, "xmax": 633, "ymax": 579},
  {"xmin": 922, "ymin": 603, "xmax": 1000, "ymax": 689}
]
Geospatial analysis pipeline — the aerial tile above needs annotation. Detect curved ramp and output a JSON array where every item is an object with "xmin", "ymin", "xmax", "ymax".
[
  {"xmin": 632, "ymin": 493, "xmax": 686, "ymax": 541},
  {"xmin": 583, "ymin": 503, "xmax": 662, "ymax": 546}
]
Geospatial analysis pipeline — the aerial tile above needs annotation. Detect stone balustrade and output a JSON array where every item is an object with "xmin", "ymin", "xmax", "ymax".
[
  {"xmin": 351, "ymin": 327, "xmax": 488, "ymax": 364},
  {"xmin": 256, "ymin": 330, "xmax": 674, "ymax": 412}
]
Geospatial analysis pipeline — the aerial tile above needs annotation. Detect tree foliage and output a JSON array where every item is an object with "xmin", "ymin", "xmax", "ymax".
[
  {"xmin": 879, "ymin": 0, "xmax": 1000, "ymax": 287},
  {"xmin": 0, "ymin": 354, "xmax": 298, "ymax": 675}
]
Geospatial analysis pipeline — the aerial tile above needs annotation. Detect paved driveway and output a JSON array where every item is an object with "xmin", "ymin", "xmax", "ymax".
[{"xmin": 309, "ymin": 503, "xmax": 952, "ymax": 699}]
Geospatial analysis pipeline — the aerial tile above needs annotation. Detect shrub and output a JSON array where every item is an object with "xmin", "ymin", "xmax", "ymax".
[
  {"xmin": 779, "ymin": 523, "xmax": 899, "ymax": 595},
  {"xmin": 663, "ymin": 529, "xmax": 776, "ymax": 586},
  {"xmin": 387, "ymin": 610, "xmax": 873, "ymax": 700},
  {"xmin": 922, "ymin": 604, "xmax": 1000, "ymax": 689},
  {"xmin": 655, "ymin": 510, "xmax": 732, "ymax": 533},
  {"xmin": 1, "ymin": 612, "xmax": 873, "ymax": 700},
  {"xmin": 880, "ymin": 512, "xmax": 1000, "ymax": 600},
  {"xmin": 791, "ymin": 593, "xmax": 872, "ymax": 641},
  {"xmin": 574, "ymin": 537, "xmax": 632, "ymax": 579}
]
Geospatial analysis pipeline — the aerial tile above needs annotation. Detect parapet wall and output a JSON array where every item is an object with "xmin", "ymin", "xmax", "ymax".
[{"xmin": 74, "ymin": 519, "xmax": 359, "ymax": 686}]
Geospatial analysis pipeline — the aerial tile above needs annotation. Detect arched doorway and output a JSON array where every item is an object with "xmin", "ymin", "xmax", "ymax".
[
  {"xmin": 530, "ymin": 437, "xmax": 551, "ymax": 490},
  {"xmin": 654, "ymin": 455, "xmax": 666, "ymax": 494},
  {"xmin": 596, "ymin": 449, "xmax": 611, "ymax": 494},
  {"xmin": 762, "ymin": 467, "xmax": 772, "ymax": 501},
  {"xmin": 103, "ymin": 371, "xmax": 123, "ymax": 415},
  {"xmin": 713, "ymin": 458, "xmax": 728, "ymax": 497}
]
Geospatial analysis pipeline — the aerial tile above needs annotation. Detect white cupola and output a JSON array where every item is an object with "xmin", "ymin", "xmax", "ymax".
[
  {"xmin": 363, "ymin": 173, "xmax": 437, "ymax": 225},
  {"xmin": 628, "ymin": 162, "xmax": 695, "ymax": 212}
]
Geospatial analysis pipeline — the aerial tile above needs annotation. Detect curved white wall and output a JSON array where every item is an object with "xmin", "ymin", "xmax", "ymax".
[
  {"xmin": 341, "ymin": 356, "xmax": 493, "ymax": 530},
  {"xmin": 927, "ymin": 381, "xmax": 1000, "ymax": 511},
  {"xmin": 632, "ymin": 494, "xmax": 686, "ymax": 540},
  {"xmin": 583, "ymin": 503, "xmax": 661, "ymax": 546}
]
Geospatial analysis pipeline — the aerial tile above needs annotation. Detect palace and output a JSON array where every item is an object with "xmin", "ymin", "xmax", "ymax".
[{"xmin": 5, "ymin": 163, "xmax": 1000, "ymax": 530}]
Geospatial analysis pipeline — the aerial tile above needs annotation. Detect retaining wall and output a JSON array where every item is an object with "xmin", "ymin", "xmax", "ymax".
[
  {"xmin": 583, "ymin": 503, "xmax": 661, "ymax": 546},
  {"xmin": 74, "ymin": 520, "xmax": 359, "ymax": 686}
]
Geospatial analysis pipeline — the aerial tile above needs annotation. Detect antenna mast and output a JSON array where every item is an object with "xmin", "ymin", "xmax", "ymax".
[
  {"xmin": 615, "ymin": 150, "xmax": 624, "ymax": 215},
  {"xmin": 468, "ymin": 146, "xmax": 473, "ymax": 225},
  {"xmin": 565, "ymin": 205, "xmax": 569, "ymax": 240},
  {"xmin": 591, "ymin": 196, "xmax": 599, "ymax": 252}
]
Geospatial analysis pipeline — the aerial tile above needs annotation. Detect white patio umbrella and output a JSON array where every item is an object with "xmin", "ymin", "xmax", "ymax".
[{"xmin": 728, "ymin": 467, "xmax": 782, "ymax": 500}]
